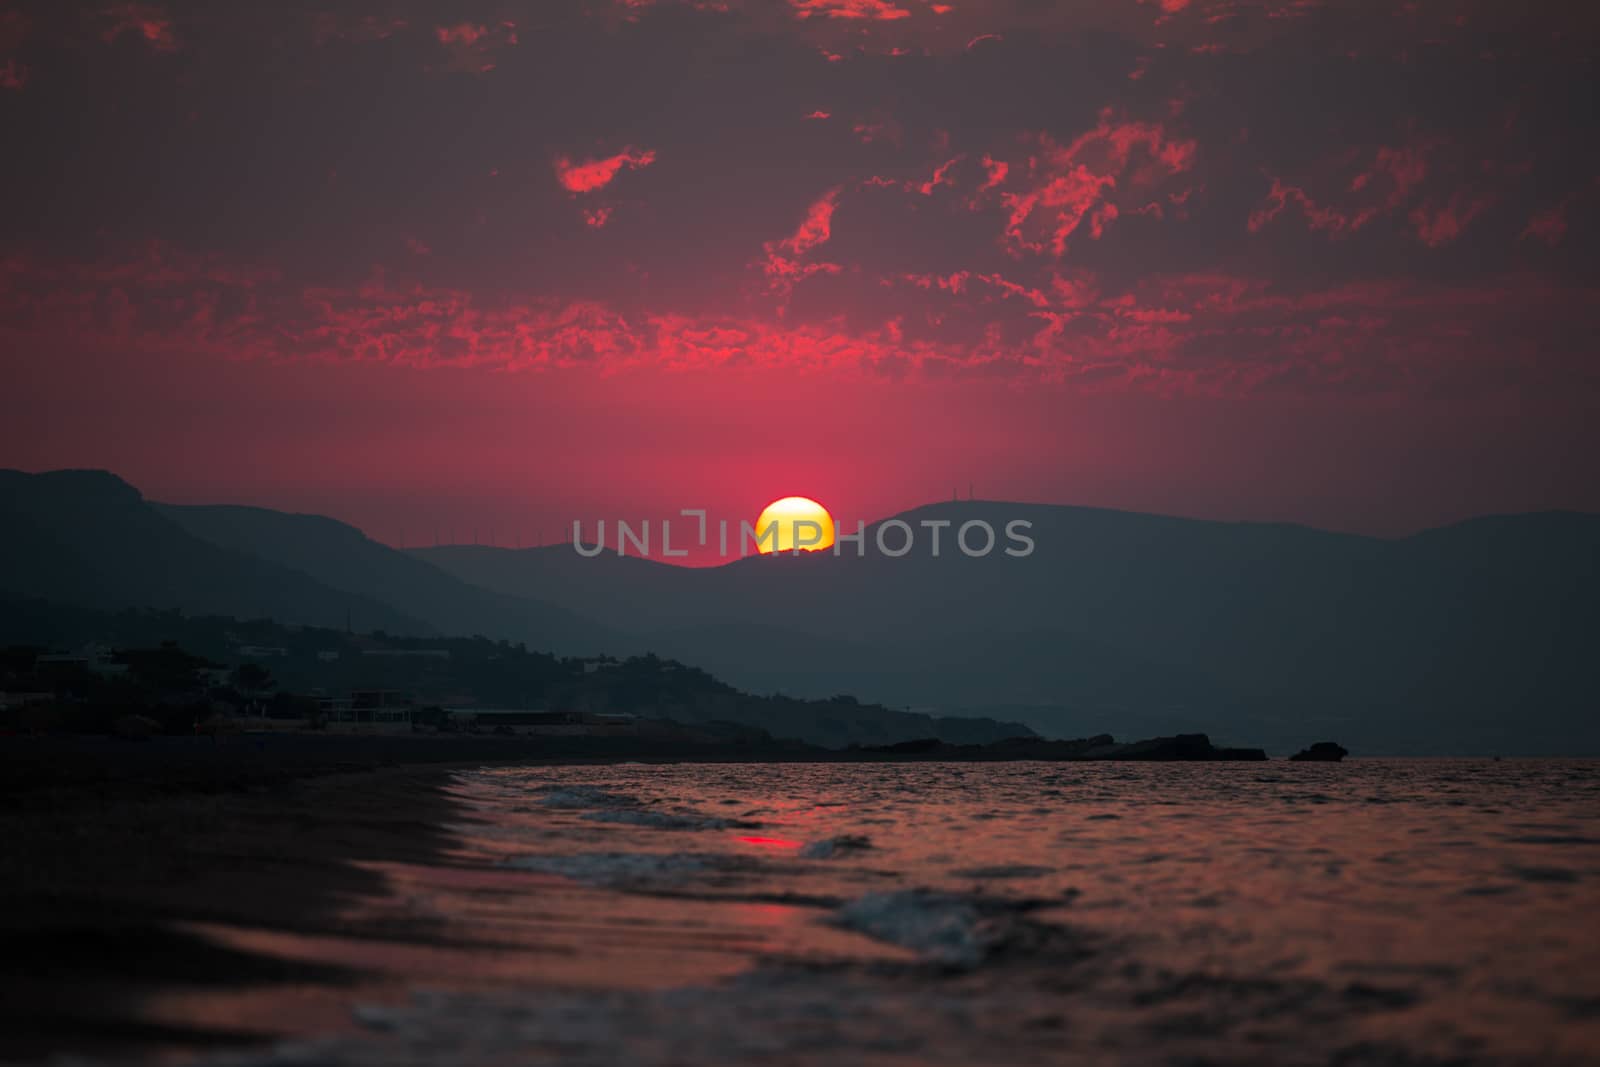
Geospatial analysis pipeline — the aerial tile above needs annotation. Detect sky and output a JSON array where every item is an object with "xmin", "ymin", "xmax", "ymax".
[{"xmin": 1, "ymin": 0, "xmax": 1596, "ymax": 547}]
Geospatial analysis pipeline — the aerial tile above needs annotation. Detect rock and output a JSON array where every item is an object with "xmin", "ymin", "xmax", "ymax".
[
  {"xmin": 1091, "ymin": 733, "xmax": 1268, "ymax": 761},
  {"xmin": 1289, "ymin": 741, "xmax": 1348, "ymax": 762}
]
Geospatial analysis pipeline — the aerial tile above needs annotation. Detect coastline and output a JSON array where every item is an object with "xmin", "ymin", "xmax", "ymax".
[
  {"xmin": 4, "ymin": 739, "xmax": 1598, "ymax": 1065},
  {"xmin": 0, "ymin": 728, "xmax": 1265, "ymax": 1062},
  {"xmin": 0, "ymin": 729, "xmax": 1273, "ymax": 810},
  {"xmin": 0, "ymin": 752, "xmax": 467, "ymax": 1063}
]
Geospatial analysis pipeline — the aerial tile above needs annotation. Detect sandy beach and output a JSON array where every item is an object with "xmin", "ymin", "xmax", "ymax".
[{"xmin": 0, "ymin": 739, "xmax": 474, "ymax": 1062}]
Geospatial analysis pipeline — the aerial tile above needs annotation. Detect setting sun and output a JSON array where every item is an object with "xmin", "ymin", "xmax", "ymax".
[{"xmin": 754, "ymin": 496, "xmax": 835, "ymax": 554}]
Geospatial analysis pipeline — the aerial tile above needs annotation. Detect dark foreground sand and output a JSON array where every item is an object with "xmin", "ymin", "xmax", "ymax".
[
  {"xmin": 0, "ymin": 737, "xmax": 486, "ymax": 1062},
  {"xmin": 0, "ymin": 730, "xmax": 918, "ymax": 1062}
]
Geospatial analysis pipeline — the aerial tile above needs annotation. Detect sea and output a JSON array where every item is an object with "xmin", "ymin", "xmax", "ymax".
[{"xmin": 137, "ymin": 760, "xmax": 1600, "ymax": 1066}]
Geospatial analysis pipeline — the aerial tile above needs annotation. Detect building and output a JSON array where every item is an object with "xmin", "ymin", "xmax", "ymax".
[
  {"xmin": 35, "ymin": 644, "xmax": 129, "ymax": 676},
  {"xmin": 320, "ymin": 689, "xmax": 415, "ymax": 731}
]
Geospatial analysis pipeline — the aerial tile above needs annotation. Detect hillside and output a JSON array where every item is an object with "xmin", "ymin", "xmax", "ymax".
[
  {"xmin": 0, "ymin": 470, "xmax": 425, "ymax": 636},
  {"xmin": 156, "ymin": 503, "xmax": 615, "ymax": 657},
  {"xmin": 415, "ymin": 502, "xmax": 1600, "ymax": 755}
]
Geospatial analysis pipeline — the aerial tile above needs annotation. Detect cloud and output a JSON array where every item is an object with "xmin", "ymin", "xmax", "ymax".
[
  {"xmin": 759, "ymin": 188, "xmax": 844, "ymax": 293},
  {"xmin": 1521, "ymin": 203, "xmax": 1569, "ymax": 246},
  {"xmin": 98, "ymin": 4, "xmax": 177, "ymax": 52},
  {"xmin": 1243, "ymin": 138, "xmax": 1507, "ymax": 247},
  {"xmin": 432, "ymin": 21, "xmax": 518, "ymax": 73},
  {"xmin": 789, "ymin": 0, "xmax": 912, "ymax": 21},
  {"xmin": 554, "ymin": 147, "xmax": 659, "ymax": 194},
  {"xmin": 1248, "ymin": 177, "xmax": 1364, "ymax": 236},
  {"xmin": 1409, "ymin": 192, "xmax": 1492, "ymax": 248},
  {"xmin": 6, "ymin": 242, "xmax": 1592, "ymax": 402},
  {"xmin": 310, "ymin": 14, "xmax": 409, "ymax": 46},
  {"xmin": 986, "ymin": 113, "xmax": 1197, "ymax": 257}
]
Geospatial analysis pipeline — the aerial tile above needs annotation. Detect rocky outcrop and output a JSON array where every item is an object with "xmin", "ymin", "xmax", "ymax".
[
  {"xmin": 1085, "ymin": 733, "xmax": 1268, "ymax": 761},
  {"xmin": 856, "ymin": 732, "xmax": 1268, "ymax": 761},
  {"xmin": 1289, "ymin": 741, "xmax": 1349, "ymax": 762}
]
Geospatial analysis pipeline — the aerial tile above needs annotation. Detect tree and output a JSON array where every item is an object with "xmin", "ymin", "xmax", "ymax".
[{"xmin": 233, "ymin": 663, "xmax": 276, "ymax": 694}]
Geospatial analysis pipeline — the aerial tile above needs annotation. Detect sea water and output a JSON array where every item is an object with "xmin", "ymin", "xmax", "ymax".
[{"xmin": 159, "ymin": 760, "xmax": 1600, "ymax": 1065}]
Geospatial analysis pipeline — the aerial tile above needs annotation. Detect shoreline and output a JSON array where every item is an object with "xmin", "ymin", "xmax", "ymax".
[
  {"xmin": 0, "ymin": 730, "xmax": 1270, "ymax": 1062},
  {"xmin": 0, "ymin": 729, "xmax": 1277, "ymax": 810},
  {"xmin": 4, "ymin": 738, "xmax": 1596, "ymax": 1064},
  {"xmin": 0, "ymin": 757, "xmax": 468, "ymax": 1063}
]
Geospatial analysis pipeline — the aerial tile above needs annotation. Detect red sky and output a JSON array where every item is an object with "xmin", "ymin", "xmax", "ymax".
[{"xmin": 1, "ymin": 0, "xmax": 1596, "ymax": 546}]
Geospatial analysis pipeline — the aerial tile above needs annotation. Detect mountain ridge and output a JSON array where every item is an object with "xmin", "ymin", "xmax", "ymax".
[{"xmin": 5, "ymin": 469, "xmax": 1595, "ymax": 754}]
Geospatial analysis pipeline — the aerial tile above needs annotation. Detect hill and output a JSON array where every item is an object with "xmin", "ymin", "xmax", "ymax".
[
  {"xmin": 414, "ymin": 502, "xmax": 1600, "ymax": 755},
  {"xmin": 156, "ymin": 503, "xmax": 614, "ymax": 657},
  {"xmin": 0, "ymin": 470, "xmax": 424, "ymax": 636}
]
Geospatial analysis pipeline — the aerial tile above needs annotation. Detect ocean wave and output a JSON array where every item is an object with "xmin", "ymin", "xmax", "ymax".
[
  {"xmin": 533, "ymin": 784, "xmax": 639, "ymax": 809},
  {"xmin": 830, "ymin": 891, "xmax": 1002, "ymax": 968},
  {"xmin": 799, "ymin": 834, "xmax": 873, "ymax": 859}
]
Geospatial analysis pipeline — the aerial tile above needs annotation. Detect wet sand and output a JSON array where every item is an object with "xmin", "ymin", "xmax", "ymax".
[{"xmin": 0, "ymin": 741, "xmax": 472, "ymax": 1062}]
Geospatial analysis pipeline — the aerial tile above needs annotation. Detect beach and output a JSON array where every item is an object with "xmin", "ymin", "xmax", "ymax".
[
  {"xmin": 4, "ymin": 744, "xmax": 1600, "ymax": 1066},
  {"xmin": 0, "ymin": 738, "xmax": 472, "ymax": 1061}
]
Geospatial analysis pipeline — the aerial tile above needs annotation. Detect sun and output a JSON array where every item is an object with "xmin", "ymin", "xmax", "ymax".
[{"xmin": 755, "ymin": 496, "xmax": 836, "ymax": 554}]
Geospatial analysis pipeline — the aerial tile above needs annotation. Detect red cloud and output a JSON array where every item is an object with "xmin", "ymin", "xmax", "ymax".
[
  {"xmin": 4, "ymin": 243, "xmax": 1594, "ymax": 399},
  {"xmin": 777, "ymin": 190, "xmax": 839, "ymax": 257},
  {"xmin": 311, "ymin": 14, "xmax": 409, "ymax": 46},
  {"xmin": 1409, "ymin": 193, "xmax": 1492, "ymax": 248},
  {"xmin": 790, "ymin": 0, "xmax": 911, "ymax": 20},
  {"xmin": 1248, "ymin": 178, "xmax": 1363, "ymax": 235},
  {"xmin": 1520, "ymin": 203, "xmax": 1568, "ymax": 246},
  {"xmin": 436, "ymin": 24, "xmax": 490, "ymax": 46},
  {"xmin": 99, "ymin": 4, "xmax": 177, "ymax": 52},
  {"xmin": 431, "ymin": 21, "xmax": 518, "ymax": 73},
  {"xmin": 1250, "ymin": 139, "xmax": 1449, "ymax": 239},
  {"xmin": 978, "ymin": 155, "xmax": 1009, "ymax": 192},
  {"xmin": 915, "ymin": 157, "xmax": 963, "ymax": 195},
  {"xmin": 1352, "ymin": 142, "xmax": 1432, "ymax": 208},
  {"xmin": 990, "ymin": 114, "xmax": 1196, "ymax": 257},
  {"xmin": 759, "ymin": 188, "xmax": 844, "ymax": 293},
  {"xmin": 0, "ymin": 59, "xmax": 24, "ymax": 90},
  {"xmin": 555, "ymin": 147, "xmax": 658, "ymax": 194}
]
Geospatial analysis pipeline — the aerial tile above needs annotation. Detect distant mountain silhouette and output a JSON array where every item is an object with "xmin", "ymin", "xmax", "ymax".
[
  {"xmin": 0, "ymin": 470, "xmax": 424, "ymax": 635},
  {"xmin": 414, "ymin": 501, "xmax": 1600, "ymax": 755},
  {"xmin": 157, "ymin": 503, "xmax": 614, "ymax": 656},
  {"xmin": 6, "ymin": 470, "xmax": 1595, "ymax": 754}
]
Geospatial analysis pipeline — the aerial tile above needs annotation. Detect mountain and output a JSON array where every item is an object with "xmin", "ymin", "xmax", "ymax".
[
  {"xmin": 0, "ymin": 470, "xmax": 425, "ymax": 635},
  {"xmin": 8, "ymin": 469, "xmax": 1594, "ymax": 754},
  {"xmin": 155, "ymin": 503, "xmax": 614, "ymax": 656},
  {"xmin": 413, "ymin": 502, "xmax": 1600, "ymax": 755}
]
